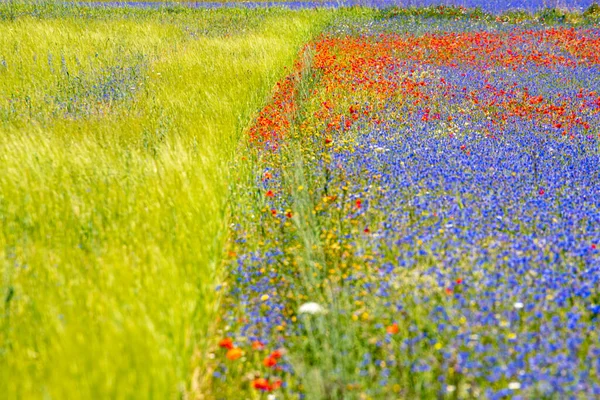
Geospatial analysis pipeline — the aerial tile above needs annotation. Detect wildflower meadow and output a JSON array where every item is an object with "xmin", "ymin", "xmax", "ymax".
[{"xmin": 1, "ymin": 1, "xmax": 599, "ymax": 399}]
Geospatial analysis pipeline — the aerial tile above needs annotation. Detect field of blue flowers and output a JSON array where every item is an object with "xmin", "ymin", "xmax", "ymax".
[{"xmin": 212, "ymin": 4, "xmax": 600, "ymax": 399}]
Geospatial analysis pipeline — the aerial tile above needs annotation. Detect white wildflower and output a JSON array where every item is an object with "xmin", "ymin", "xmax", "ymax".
[
  {"xmin": 508, "ymin": 382, "xmax": 521, "ymax": 390},
  {"xmin": 298, "ymin": 302, "xmax": 326, "ymax": 315},
  {"xmin": 514, "ymin": 302, "xmax": 524, "ymax": 309}
]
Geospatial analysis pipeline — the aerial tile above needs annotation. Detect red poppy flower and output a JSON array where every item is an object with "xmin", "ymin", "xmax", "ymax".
[
  {"xmin": 263, "ymin": 355, "xmax": 277, "ymax": 368},
  {"xmin": 266, "ymin": 190, "xmax": 275, "ymax": 198},
  {"xmin": 218, "ymin": 338, "xmax": 234, "ymax": 350},
  {"xmin": 355, "ymin": 199, "xmax": 362, "ymax": 209},
  {"xmin": 270, "ymin": 349, "xmax": 283, "ymax": 359},
  {"xmin": 539, "ymin": 189, "xmax": 545, "ymax": 196},
  {"xmin": 252, "ymin": 378, "xmax": 271, "ymax": 391}
]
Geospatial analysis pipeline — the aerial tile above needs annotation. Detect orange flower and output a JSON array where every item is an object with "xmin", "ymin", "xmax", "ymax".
[
  {"xmin": 226, "ymin": 347, "xmax": 243, "ymax": 360},
  {"xmin": 386, "ymin": 323, "xmax": 399, "ymax": 335},
  {"xmin": 218, "ymin": 338, "xmax": 234, "ymax": 350}
]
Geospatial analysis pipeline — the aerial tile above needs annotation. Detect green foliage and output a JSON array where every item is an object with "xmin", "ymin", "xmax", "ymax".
[
  {"xmin": 537, "ymin": 7, "xmax": 567, "ymax": 23},
  {"xmin": 583, "ymin": 2, "xmax": 600, "ymax": 21},
  {"xmin": 379, "ymin": 5, "xmax": 490, "ymax": 21}
]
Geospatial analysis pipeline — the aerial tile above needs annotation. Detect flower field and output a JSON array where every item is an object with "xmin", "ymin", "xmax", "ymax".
[
  {"xmin": 2, "ymin": 2, "xmax": 600, "ymax": 399},
  {"xmin": 214, "ymin": 7, "xmax": 600, "ymax": 400}
]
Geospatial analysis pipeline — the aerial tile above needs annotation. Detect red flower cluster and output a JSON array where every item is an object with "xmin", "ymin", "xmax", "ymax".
[
  {"xmin": 263, "ymin": 349, "xmax": 283, "ymax": 368},
  {"xmin": 218, "ymin": 338, "xmax": 244, "ymax": 360},
  {"xmin": 247, "ymin": 28, "xmax": 599, "ymax": 155},
  {"xmin": 247, "ymin": 44, "xmax": 314, "ymax": 146},
  {"xmin": 308, "ymin": 29, "xmax": 600, "ymax": 139},
  {"xmin": 252, "ymin": 377, "xmax": 283, "ymax": 391}
]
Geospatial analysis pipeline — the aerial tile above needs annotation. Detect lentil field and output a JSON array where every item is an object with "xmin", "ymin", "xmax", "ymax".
[{"xmin": 1, "ymin": 2, "xmax": 600, "ymax": 400}]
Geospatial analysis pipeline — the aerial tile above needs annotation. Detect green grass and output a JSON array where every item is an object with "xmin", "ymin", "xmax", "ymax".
[{"xmin": 0, "ymin": 3, "xmax": 336, "ymax": 398}]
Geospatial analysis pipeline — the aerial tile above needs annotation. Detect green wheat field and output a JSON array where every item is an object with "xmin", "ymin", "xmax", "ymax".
[{"xmin": 0, "ymin": 3, "xmax": 341, "ymax": 397}]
